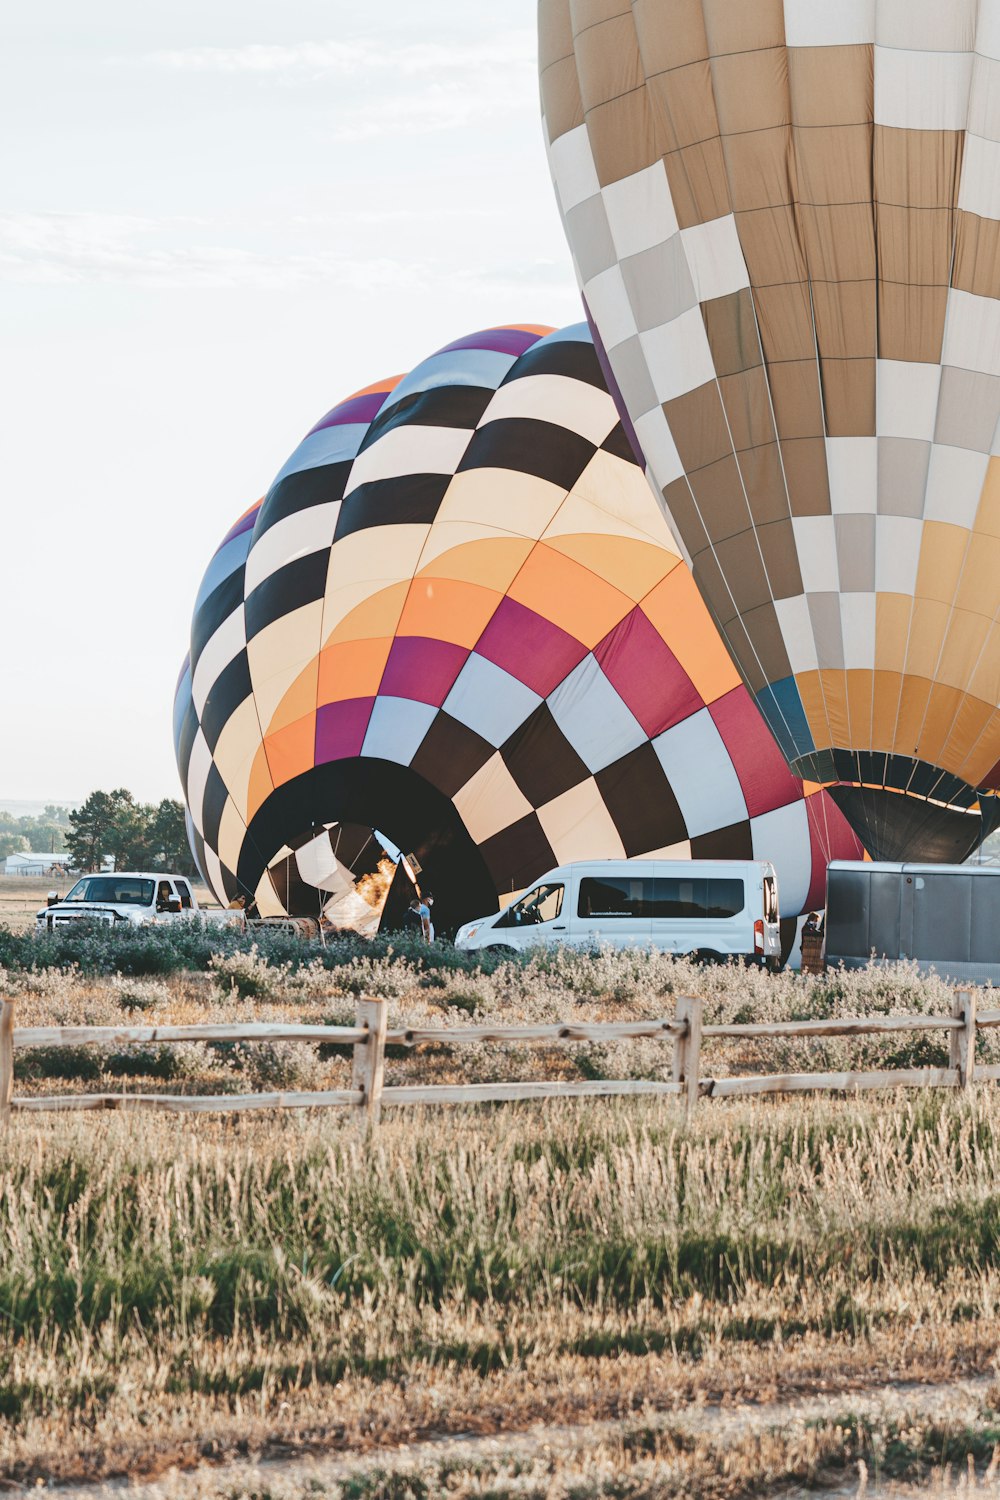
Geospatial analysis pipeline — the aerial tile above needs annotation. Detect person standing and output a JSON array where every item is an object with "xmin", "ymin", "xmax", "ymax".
[{"xmin": 404, "ymin": 895, "xmax": 429, "ymax": 940}]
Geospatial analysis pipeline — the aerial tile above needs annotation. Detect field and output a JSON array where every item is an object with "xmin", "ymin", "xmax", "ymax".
[
  {"xmin": 4, "ymin": 929, "xmax": 1000, "ymax": 1496},
  {"xmin": 0, "ymin": 874, "xmax": 72, "ymax": 932}
]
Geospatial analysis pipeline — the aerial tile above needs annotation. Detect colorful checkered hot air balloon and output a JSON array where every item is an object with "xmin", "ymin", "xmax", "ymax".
[
  {"xmin": 174, "ymin": 323, "xmax": 862, "ymax": 931},
  {"xmin": 540, "ymin": 1, "xmax": 1000, "ymax": 862}
]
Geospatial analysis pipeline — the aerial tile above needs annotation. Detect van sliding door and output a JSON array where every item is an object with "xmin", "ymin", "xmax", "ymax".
[
  {"xmin": 651, "ymin": 875, "xmax": 745, "ymax": 955},
  {"xmin": 575, "ymin": 875, "xmax": 653, "ymax": 947}
]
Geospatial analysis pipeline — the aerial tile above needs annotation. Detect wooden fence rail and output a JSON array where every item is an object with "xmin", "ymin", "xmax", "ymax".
[{"xmin": 0, "ymin": 989, "xmax": 984, "ymax": 1130}]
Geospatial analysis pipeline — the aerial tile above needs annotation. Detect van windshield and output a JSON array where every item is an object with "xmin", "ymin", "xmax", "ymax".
[
  {"xmin": 63, "ymin": 877, "xmax": 155, "ymax": 907},
  {"xmin": 495, "ymin": 883, "xmax": 564, "ymax": 928}
]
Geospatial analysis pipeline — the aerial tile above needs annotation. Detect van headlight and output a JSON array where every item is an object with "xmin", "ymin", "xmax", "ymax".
[{"xmin": 463, "ymin": 926, "xmax": 478, "ymax": 940}]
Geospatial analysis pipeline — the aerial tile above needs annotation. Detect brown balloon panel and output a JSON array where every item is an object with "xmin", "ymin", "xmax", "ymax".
[
  {"xmin": 540, "ymin": 2, "xmax": 1000, "ymax": 863},
  {"xmin": 175, "ymin": 324, "xmax": 865, "ymax": 930}
]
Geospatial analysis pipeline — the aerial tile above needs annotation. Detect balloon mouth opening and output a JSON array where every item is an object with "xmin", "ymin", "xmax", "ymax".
[
  {"xmin": 261, "ymin": 821, "xmax": 397, "ymax": 933},
  {"xmin": 235, "ymin": 758, "xmax": 502, "ymax": 933},
  {"xmin": 827, "ymin": 783, "xmax": 996, "ymax": 864}
]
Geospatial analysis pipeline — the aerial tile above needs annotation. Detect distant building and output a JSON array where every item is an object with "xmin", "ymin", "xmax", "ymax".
[{"xmin": 3, "ymin": 852, "xmax": 70, "ymax": 877}]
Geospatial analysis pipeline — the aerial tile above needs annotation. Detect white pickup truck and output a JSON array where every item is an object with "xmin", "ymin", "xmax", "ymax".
[{"xmin": 36, "ymin": 872, "xmax": 239, "ymax": 931}]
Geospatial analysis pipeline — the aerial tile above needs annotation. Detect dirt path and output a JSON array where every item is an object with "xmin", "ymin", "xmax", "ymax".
[{"xmin": 41, "ymin": 1372, "xmax": 999, "ymax": 1498}]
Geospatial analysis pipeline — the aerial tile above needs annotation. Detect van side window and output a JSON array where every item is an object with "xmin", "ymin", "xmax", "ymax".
[
  {"xmin": 579, "ymin": 877, "xmax": 745, "ymax": 920},
  {"xmin": 652, "ymin": 878, "xmax": 744, "ymax": 918},
  {"xmin": 762, "ymin": 876, "xmax": 778, "ymax": 924},
  {"xmin": 495, "ymin": 882, "xmax": 564, "ymax": 928},
  {"xmin": 578, "ymin": 877, "xmax": 653, "ymax": 918}
]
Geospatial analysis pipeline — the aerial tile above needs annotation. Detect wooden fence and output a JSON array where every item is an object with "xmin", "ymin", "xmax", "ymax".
[{"xmin": 0, "ymin": 989, "xmax": 991, "ymax": 1130}]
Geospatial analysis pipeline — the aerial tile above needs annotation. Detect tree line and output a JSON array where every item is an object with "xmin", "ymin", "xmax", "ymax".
[
  {"xmin": 0, "ymin": 805, "xmax": 71, "ymax": 860},
  {"xmin": 64, "ymin": 790, "xmax": 196, "ymax": 874},
  {"xmin": 3, "ymin": 792, "xmax": 194, "ymax": 876},
  {"xmin": 1, "ymin": 792, "xmax": 196, "ymax": 875}
]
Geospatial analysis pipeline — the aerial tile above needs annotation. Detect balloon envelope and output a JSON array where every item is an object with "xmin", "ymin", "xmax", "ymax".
[
  {"xmin": 174, "ymin": 323, "xmax": 863, "ymax": 927},
  {"xmin": 539, "ymin": 1, "xmax": 1000, "ymax": 861}
]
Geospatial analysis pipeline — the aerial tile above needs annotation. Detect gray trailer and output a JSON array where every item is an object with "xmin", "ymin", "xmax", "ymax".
[{"xmin": 825, "ymin": 860, "xmax": 1000, "ymax": 984}]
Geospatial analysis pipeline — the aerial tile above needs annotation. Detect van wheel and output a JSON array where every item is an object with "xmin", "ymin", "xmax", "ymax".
[
  {"xmin": 485, "ymin": 945, "xmax": 517, "ymax": 959},
  {"xmin": 689, "ymin": 949, "xmax": 724, "ymax": 966}
]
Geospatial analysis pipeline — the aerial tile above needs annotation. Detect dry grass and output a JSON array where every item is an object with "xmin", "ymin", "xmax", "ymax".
[
  {"xmin": 5, "ymin": 1089, "xmax": 1000, "ymax": 1491},
  {"xmin": 0, "ymin": 874, "xmax": 72, "ymax": 932},
  {"xmin": 5, "ymin": 947, "xmax": 1000, "ymax": 1494},
  {"xmin": 61, "ymin": 1386, "xmax": 1000, "ymax": 1498}
]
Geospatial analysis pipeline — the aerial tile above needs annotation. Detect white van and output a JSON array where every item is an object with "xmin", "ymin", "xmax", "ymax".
[{"xmin": 455, "ymin": 859, "xmax": 782, "ymax": 966}]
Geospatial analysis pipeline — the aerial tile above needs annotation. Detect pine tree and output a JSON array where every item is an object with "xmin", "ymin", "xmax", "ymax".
[
  {"xmin": 65, "ymin": 789, "xmax": 136, "ymax": 871},
  {"xmin": 64, "ymin": 791, "xmax": 195, "ymax": 873}
]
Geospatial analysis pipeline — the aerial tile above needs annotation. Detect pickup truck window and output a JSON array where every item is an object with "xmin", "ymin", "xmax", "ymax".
[
  {"xmin": 175, "ymin": 880, "xmax": 193, "ymax": 910},
  {"xmin": 64, "ymin": 877, "xmax": 155, "ymax": 906}
]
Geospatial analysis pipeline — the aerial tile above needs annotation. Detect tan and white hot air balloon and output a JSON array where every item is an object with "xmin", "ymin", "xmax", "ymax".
[{"xmin": 540, "ymin": 0, "xmax": 1000, "ymax": 861}]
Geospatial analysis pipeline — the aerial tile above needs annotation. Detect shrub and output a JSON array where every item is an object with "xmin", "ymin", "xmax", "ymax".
[
  {"xmin": 104, "ymin": 1046, "xmax": 184, "ymax": 1080},
  {"xmin": 12, "ymin": 964, "xmax": 81, "ymax": 1003},
  {"xmin": 209, "ymin": 945, "xmax": 287, "ymax": 1001},
  {"xmin": 110, "ymin": 975, "xmax": 170, "ymax": 1013},
  {"xmin": 14, "ymin": 1046, "xmax": 103, "ymax": 1082},
  {"xmin": 0, "ymin": 919, "xmax": 527, "ymax": 981},
  {"xmin": 214, "ymin": 1039, "xmax": 326, "ymax": 1091}
]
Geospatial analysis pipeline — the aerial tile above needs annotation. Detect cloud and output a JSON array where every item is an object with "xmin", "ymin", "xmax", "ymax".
[
  {"xmin": 0, "ymin": 213, "xmax": 577, "ymax": 299},
  {"xmin": 0, "ymin": 213, "xmax": 428, "ymax": 291},
  {"xmin": 139, "ymin": 33, "xmax": 535, "ymax": 79},
  {"xmin": 127, "ymin": 31, "xmax": 537, "ymax": 141},
  {"xmin": 286, "ymin": 207, "xmax": 496, "ymax": 228},
  {"xmin": 457, "ymin": 257, "xmax": 580, "ymax": 297},
  {"xmin": 327, "ymin": 80, "xmax": 527, "ymax": 142}
]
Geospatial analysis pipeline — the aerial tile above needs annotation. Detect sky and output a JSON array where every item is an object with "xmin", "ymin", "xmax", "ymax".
[{"xmin": 1, "ymin": 1, "xmax": 583, "ymax": 806}]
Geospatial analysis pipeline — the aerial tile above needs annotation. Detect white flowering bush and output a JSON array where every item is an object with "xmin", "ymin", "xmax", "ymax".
[
  {"xmin": 321, "ymin": 952, "xmax": 422, "ymax": 1000},
  {"xmin": 208, "ymin": 944, "xmax": 289, "ymax": 1001},
  {"xmin": 110, "ymin": 974, "xmax": 171, "ymax": 1013},
  {"xmin": 11, "ymin": 963, "xmax": 82, "ymax": 1002},
  {"xmin": 216, "ymin": 1039, "xmax": 329, "ymax": 1092}
]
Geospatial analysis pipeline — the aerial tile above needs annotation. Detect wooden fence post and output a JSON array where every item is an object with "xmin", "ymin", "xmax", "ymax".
[
  {"xmin": 352, "ymin": 997, "xmax": 388, "ymax": 1127},
  {"xmin": 950, "ymin": 988, "xmax": 977, "ymax": 1089},
  {"xmin": 672, "ymin": 996, "xmax": 703, "ymax": 1120},
  {"xmin": 0, "ymin": 997, "xmax": 14, "ymax": 1130}
]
